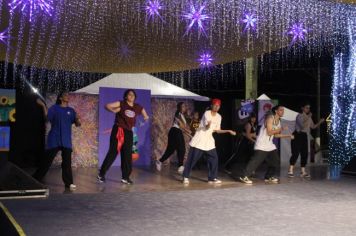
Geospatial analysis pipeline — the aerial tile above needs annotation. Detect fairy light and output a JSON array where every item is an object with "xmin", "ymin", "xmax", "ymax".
[
  {"xmin": 9, "ymin": 0, "xmax": 53, "ymax": 22},
  {"xmin": 329, "ymin": 18, "xmax": 356, "ymax": 167}
]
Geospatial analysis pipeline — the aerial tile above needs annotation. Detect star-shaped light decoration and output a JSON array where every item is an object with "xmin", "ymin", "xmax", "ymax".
[
  {"xmin": 118, "ymin": 41, "xmax": 133, "ymax": 63},
  {"xmin": 9, "ymin": 0, "xmax": 54, "ymax": 22},
  {"xmin": 288, "ymin": 23, "xmax": 308, "ymax": 44},
  {"xmin": 145, "ymin": 0, "xmax": 163, "ymax": 21},
  {"xmin": 242, "ymin": 13, "xmax": 257, "ymax": 31},
  {"xmin": 198, "ymin": 52, "xmax": 213, "ymax": 67},
  {"xmin": 183, "ymin": 2, "xmax": 209, "ymax": 36},
  {"xmin": 0, "ymin": 28, "xmax": 10, "ymax": 45}
]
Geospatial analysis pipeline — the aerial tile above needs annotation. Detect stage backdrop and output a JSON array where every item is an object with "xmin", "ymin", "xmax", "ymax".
[
  {"xmin": 46, "ymin": 93, "xmax": 99, "ymax": 168},
  {"xmin": 45, "ymin": 94, "xmax": 193, "ymax": 168},
  {"xmin": 99, "ymin": 88, "xmax": 151, "ymax": 166}
]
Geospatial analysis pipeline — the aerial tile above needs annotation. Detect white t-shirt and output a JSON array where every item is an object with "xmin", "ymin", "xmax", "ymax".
[
  {"xmin": 189, "ymin": 110, "xmax": 222, "ymax": 151},
  {"xmin": 254, "ymin": 116, "xmax": 281, "ymax": 152}
]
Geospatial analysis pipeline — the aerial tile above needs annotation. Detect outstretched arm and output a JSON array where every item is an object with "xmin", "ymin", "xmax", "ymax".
[
  {"xmin": 214, "ymin": 129, "xmax": 236, "ymax": 136},
  {"xmin": 105, "ymin": 101, "xmax": 121, "ymax": 113}
]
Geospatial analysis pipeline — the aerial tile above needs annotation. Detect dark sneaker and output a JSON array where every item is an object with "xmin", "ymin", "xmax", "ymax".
[
  {"xmin": 239, "ymin": 176, "xmax": 253, "ymax": 184},
  {"xmin": 97, "ymin": 175, "xmax": 105, "ymax": 183},
  {"xmin": 264, "ymin": 177, "xmax": 279, "ymax": 184},
  {"xmin": 121, "ymin": 179, "xmax": 133, "ymax": 185}
]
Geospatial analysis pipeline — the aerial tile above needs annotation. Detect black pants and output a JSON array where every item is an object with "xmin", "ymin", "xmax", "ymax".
[
  {"xmin": 289, "ymin": 132, "xmax": 308, "ymax": 167},
  {"xmin": 33, "ymin": 147, "xmax": 73, "ymax": 186},
  {"xmin": 244, "ymin": 150, "xmax": 279, "ymax": 179},
  {"xmin": 183, "ymin": 147, "xmax": 218, "ymax": 181},
  {"xmin": 99, "ymin": 125, "xmax": 133, "ymax": 180},
  {"xmin": 159, "ymin": 127, "xmax": 185, "ymax": 166}
]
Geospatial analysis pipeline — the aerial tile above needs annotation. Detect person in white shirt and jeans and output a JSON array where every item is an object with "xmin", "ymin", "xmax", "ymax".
[{"xmin": 182, "ymin": 99, "xmax": 236, "ymax": 184}]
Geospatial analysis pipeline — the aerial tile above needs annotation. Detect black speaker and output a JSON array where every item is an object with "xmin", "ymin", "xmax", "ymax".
[{"xmin": 0, "ymin": 161, "xmax": 48, "ymax": 199}]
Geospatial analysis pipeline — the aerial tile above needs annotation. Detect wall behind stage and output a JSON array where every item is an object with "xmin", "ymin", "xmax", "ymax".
[
  {"xmin": 151, "ymin": 98, "xmax": 194, "ymax": 162},
  {"xmin": 46, "ymin": 94, "xmax": 99, "ymax": 168},
  {"xmin": 99, "ymin": 88, "xmax": 152, "ymax": 167},
  {"xmin": 46, "ymin": 94, "xmax": 193, "ymax": 168}
]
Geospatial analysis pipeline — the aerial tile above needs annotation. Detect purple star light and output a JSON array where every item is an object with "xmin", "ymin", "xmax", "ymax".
[
  {"xmin": 242, "ymin": 13, "xmax": 257, "ymax": 31},
  {"xmin": 198, "ymin": 53, "xmax": 213, "ymax": 67},
  {"xmin": 0, "ymin": 29, "xmax": 10, "ymax": 45},
  {"xmin": 183, "ymin": 3, "xmax": 209, "ymax": 36},
  {"xmin": 118, "ymin": 41, "xmax": 133, "ymax": 63},
  {"xmin": 288, "ymin": 23, "xmax": 308, "ymax": 44},
  {"xmin": 145, "ymin": 0, "xmax": 163, "ymax": 21},
  {"xmin": 9, "ymin": 0, "xmax": 53, "ymax": 22}
]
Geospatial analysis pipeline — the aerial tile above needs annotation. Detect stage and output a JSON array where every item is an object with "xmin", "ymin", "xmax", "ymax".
[{"xmin": 2, "ymin": 164, "xmax": 356, "ymax": 236}]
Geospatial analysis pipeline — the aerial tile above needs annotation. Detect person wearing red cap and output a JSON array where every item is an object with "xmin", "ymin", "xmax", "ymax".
[{"xmin": 182, "ymin": 98, "xmax": 236, "ymax": 184}]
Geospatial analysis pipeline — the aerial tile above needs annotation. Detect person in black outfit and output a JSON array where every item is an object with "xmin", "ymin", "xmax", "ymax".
[
  {"xmin": 155, "ymin": 102, "xmax": 192, "ymax": 174},
  {"xmin": 97, "ymin": 89, "xmax": 149, "ymax": 185}
]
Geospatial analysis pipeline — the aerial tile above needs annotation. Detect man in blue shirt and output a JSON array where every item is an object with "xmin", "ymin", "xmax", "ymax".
[{"xmin": 33, "ymin": 92, "xmax": 81, "ymax": 190}]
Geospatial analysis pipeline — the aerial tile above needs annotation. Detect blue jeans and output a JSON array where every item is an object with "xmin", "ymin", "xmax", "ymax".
[{"xmin": 183, "ymin": 147, "xmax": 218, "ymax": 181}]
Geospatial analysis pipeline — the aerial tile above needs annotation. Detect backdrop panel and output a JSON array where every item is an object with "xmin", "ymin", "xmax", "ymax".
[
  {"xmin": 99, "ymin": 88, "xmax": 151, "ymax": 167},
  {"xmin": 46, "ymin": 94, "xmax": 99, "ymax": 168}
]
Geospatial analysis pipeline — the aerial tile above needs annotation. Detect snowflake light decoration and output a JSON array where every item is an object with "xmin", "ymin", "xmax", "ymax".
[{"xmin": 9, "ymin": 0, "xmax": 53, "ymax": 22}]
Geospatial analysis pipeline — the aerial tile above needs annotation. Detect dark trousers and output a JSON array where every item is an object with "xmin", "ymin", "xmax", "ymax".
[
  {"xmin": 244, "ymin": 150, "xmax": 279, "ymax": 179},
  {"xmin": 183, "ymin": 147, "xmax": 218, "ymax": 181},
  {"xmin": 159, "ymin": 127, "xmax": 185, "ymax": 166},
  {"xmin": 99, "ymin": 125, "xmax": 133, "ymax": 180},
  {"xmin": 289, "ymin": 132, "xmax": 308, "ymax": 167},
  {"xmin": 33, "ymin": 147, "xmax": 73, "ymax": 186}
]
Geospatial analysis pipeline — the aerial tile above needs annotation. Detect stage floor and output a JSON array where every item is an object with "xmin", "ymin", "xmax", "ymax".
[
  {"xmin": 34, "ymin": 164, "xmax": 330, "ymax": 194},
  {"xmin": 3, "ymin": 164, "xmax": 356, "ymax": 236}
]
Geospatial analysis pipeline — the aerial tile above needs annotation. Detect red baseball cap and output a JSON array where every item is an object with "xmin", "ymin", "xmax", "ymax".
[{"xmin": 211, "ymin": 98, "xmax": 221, "ymax": 106}]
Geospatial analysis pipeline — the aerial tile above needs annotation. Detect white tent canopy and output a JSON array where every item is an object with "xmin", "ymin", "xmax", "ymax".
[
  {"xmin": 75, "ymin": 73, "xmax": 209, "ymax": 101},
  {"xmin": 257, "ymin": 93, "xmax": 298, "ymax": 121}
]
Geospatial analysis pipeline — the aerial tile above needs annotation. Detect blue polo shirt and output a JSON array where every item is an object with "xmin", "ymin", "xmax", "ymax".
[{"xmin": 47, "ymin": 104, "xmax": 76, "ymax": 150}]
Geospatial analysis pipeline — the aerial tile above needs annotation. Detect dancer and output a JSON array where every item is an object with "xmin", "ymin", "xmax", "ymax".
[
  {"xmin": 155, "ymin": 102, "xmax": 192, "ymax": 173},
  {"xmin": 189, "ymin": 111, "xmax": 201, "ymax": 136},
  {"xmin": 288, "ymin": 102, "xmax": 325, "ymax": 178},
  {"xmin": 33, "ymin": 92, "xmax": 81, "ymax": 190},
  {"xmin": 225, "ymin": 113, "xmax": 258, "ymax": 174},
  {"xmin": 97, "ymin": 89, "xmax": 149, "ymax": 184},
  {"xmin": 239, "ymin": 105, "xmax": 294, "ymax": 185},
  {"xmin": 182, "ymin": 99, "xmax": 236, "ymax": 184}
]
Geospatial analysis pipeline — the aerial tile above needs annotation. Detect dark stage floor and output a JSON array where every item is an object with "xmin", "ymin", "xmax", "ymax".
[{"xmin": 2, "ymin": 164, "xmax": 356, "ymax": 236}]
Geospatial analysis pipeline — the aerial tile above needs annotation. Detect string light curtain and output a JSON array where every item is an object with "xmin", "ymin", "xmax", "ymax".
[
  {"xmin": 330, "ymin": 17, "xmax": 356, "ymax": 166},
  {"xmin": 0, "ymin": 0, "xmax": 354, "ymax": 76}
]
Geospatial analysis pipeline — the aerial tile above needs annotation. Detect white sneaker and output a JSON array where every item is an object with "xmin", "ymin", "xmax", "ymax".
[
  {"xmin": 178, "ymin": 166, "xmax": 184, "ymax": 174},
  {"xmin": 208, "ymin": 179, "xmax": 222, "ymax": 184},
  {"xmin": 69, "ymin": 184, "xmax": 76, "ymax": 190},
  {"xmin": 183, "ymin": 177, "xmax": 189, "ymax": 184},
  {"xmin": 239, "ymin": 176, "xmax": 253, "ymax": 185},
  {"xmin": 264, "ymin": 177, "xmax": 279, "ymax": 184},
  {"xmin": 155, "ymin": 160, "xmax": 162, "ymax": 171}
]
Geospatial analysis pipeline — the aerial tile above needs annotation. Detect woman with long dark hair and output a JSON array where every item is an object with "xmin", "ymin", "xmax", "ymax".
[
  {"xmin": 97, "ymin": 89, "xmax": 149, "ymax": 185},
  {"xmin": 156, "ymin": 102, "xmax": 192, "ymax": 174}
]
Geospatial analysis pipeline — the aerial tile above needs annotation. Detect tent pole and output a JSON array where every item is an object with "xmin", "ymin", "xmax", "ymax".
[{"xmin": 245, "ymin": 57, "xmax": 258, "ymax": 99}]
